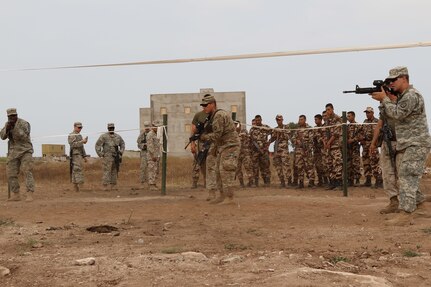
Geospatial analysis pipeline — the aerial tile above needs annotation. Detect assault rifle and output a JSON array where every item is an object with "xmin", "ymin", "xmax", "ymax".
[
  {"xmin": 69, "ymin": 149, "xmax": 73, "ymax": 182},
  {"xmin": 381, "ymin": 119, "xmax": 395, "ymax": 167},
  {"xmin": 184, "ymin": 116, "xmax": 209, "ymax": 149},
  {"xmin": 114, "ymin": 146, "xmax": 122, "ymax": 175},
  {"xmin": 343, "ymin": 80, "xmax": 387, "ymax": 94},
  {"xmin": 194, "ymin": 141, "xmax": 211, "ymax": 168}
]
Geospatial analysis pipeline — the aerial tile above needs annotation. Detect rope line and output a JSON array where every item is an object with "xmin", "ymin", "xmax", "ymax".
[{"xmin": 4, "ymin": 41, "xmax": 431, "ymax": 72}]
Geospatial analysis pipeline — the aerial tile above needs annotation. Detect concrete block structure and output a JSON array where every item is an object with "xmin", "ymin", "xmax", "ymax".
[{"xmin": 140, "ymin": 88, "xmax": 246, "ymax": 156}]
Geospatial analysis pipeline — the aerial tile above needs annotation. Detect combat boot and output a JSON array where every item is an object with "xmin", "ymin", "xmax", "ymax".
[
  {"xmin": 239, "ymin": 178, "xmax": 245, "ymax": 188},
  {"xmin": 362, "ymin": 176, "xmax": 372, "ymax": 187},
  {"xmin": 111, "ymin": 184, "xmax": 119, "ymax": 191},
  {"xmin": 325, "ymin": 180, "xmax": 336, "ymax": 190},
  {"xmin": 255, "ymin": 178, "xmax": 259, "ymax": 187},
  {"xmin": 308, "ymin": 180, "xmax": 315, "ymax": 188},
  {"xmin": 149, "ymin": 184, "xmax": 158, "ymax": 191},
  {"xmin": 374, "ymin": 177, "xmax": 383, "ymax": 189},
  {"xmin": 380, "ymin": 196, "xmax": 400, "ymax": 214},
  {"xmin": 384, "ymin": 211, "xmax": 413, "ymax": 226},
  {"xmin": 279, "ymin": 179, "xmax": 286, "ymax": 188},
  {"xmin": 206, "ymin": 190, "xmax": 216, "ymax": 201},
  {"xmin": 263, "ymin": 177, "xmax": 271, "ymax": 187},
  {"xmin": 210, "ymin": 193, "xmax": 225, "ymax": 204},
  {"xmin": 317, "ymin": 176, "xmax": 323, "ymax": 187},
  {"xmin": 8, "ymin": 192, "xmax": 21, "ymax": 201},
  {"xmin": 73, "ymin": 183, "xmax": 80, "ymax": 192},
  {"xmin": 247, "ymin": 180, "xmax": 253, "ymax": 188},
  {"xmin": 103, "ymin": 184, "xmax": 110, "ymax": 191},
  {"xmin": 191, "ymin": 180, "xmax": 198, "ymax": 189},
  {"xmin": 355, "ymin": 178, "xmax": 360, "ymax": 185},
  {"xmin": 25, "ymin": 192, "xmax": 34, "ymax": 202},
  {"xmin": 296, "ymin": 180, "xmax": 304, "ymax": 189},
  {"xmin": 287, "ymin": 177, "xmax": 293, "ymax": 187},
  {"xmin": 218, "ymin": 196, "xmax": 236, "ymax": 205}
]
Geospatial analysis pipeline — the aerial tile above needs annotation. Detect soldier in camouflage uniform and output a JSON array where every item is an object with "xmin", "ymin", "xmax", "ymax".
[
  {"xmin": 200, "ymin": 95, "xmax": 240, "ymax": 204},
  {"xmin": 68, "ymin": 122, "xmax": 88, "ymax": 192},
  {"xmin": 146, "ymin": 121, "xmax": 162, "ymax": 190},
  {"xmin": 346, "ymin": 112, "xmax": 362, "ymax": 186},
  {"xmin": 313, "ymin": 114, "xmax": 327, "ymax": 186},
  {"xmin": 95, "ymin": 123, "xmax": 125, "ymax": 191},
  {"xmin": 190, "ymin": 110, "xmax": 209, "ymax": 188},
  {"xmin": 0, "ymin": 108, "xmax": 35, "ymax": 201},
  {"xmin": 235, "ymin": 122, "xmax": 253, "ymax": 187},
  {"xmin": 268, "ymin": 115, "xmax": 291, "ymax": 188},
  {"xmin": 323, "ymin": 103, "xmax": 343, "ymax": 189},
  {"xmin": 372, "ymin": 66, "xmax": 431, "ymax": 224},
  {"xmin": 371, "ymin": 91, "xmax": 398, "ymax": 214},
  {"xmin": 360, "ymin": 107, "xmax": 383, "ymax": 187},
  {"xmin": 293, "ymin": 115, "xmax": 315, "ymax": 188},
  {"xmin": 137, "ymin": 121, "xmax": 151, "ymax": 189},
  {"xmin": 249, "ymin": 115, "xmax": 272, "ymax": 187}
]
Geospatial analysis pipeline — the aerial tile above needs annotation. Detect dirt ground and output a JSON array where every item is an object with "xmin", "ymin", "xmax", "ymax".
[{"xmin": 1, "ymin": 176, "xmax": 431, "ymax": 287}]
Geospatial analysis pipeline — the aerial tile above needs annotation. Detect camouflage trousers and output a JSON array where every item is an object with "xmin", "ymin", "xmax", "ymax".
[
  {"xmin": 313, "ymin": 150, "xmax": 325, "ymax": 180},
  {"xmin": 192, "ymin": 155, "xmax": 206, "ymax": 184},
  {"xmin": 216, "ymin": 145, "xmax": 240, "ymax": 197},
  {"xmin": 396, "ymin": 145, "xmax": 430, "ymax": 213},
  {"xmin": 325, "ymin": 147, "xmax": 342, "ymax": 181},
  {"xmin": 7, "ymin": 152, "xmax": 34, "ymax": 193},
  {"xmin": 380, "ymin": 142, "xmax": 398, "ymax": 199},
  {"xmin": 102, "ymin": 155, "xmax": 118, "ymax": 185},
  {"xmin": 236, "ymin": 150, "xmax": 253, "ymax": 183},
  {"xmin": 140, "ymin": 152, "xmax": 148, "ymax": 183},
  {"xmin": 320, "ymin": 149, "xmax": 330, "ymax": 178},
  {"xmin": 71, "ymin": 154, "xmax": 85, "ymax": 184},
  {"xmin": 347, "ymin": 146, "xmax": 361, "ymax": 182},
  {"xmin": 362, "ymin": 143, "xmax": 382, "ymax": 179},
  {"xmin": 148, "ymin": 158, "xmax": 160, "ymax": 185},
  {"xmin": 295, "ymin": 148, "xmax": 315, "ymax": 182},
  {"xmin": 206, "ymin": 145, "xmax": 219, "ymax": 191},
  {"xmin": 273, "ymin": 149, "xmax": 291, "ymax": 182},
  {"xmin": 251, "ymin": 150, "xmax": 271, "ymax": 181}
]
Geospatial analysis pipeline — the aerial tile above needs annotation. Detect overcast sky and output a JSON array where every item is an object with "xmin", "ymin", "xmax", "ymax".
[{"xmin": 1, "ymin": 0, "xmax": 431, "ymax": 156}]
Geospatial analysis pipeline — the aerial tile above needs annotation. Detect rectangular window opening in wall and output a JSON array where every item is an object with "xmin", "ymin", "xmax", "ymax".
[
  {"xmin": 184, "ymin": 107, "xmax": 191, "ymax": 114},
  {"xmin": 185, "ymin": 124, "xmax": 191, "ymax": 133},
  {"xmin": 160, "ymin": 107, "xmax": 167, "ymax": 115},
  {"xmin": 231, "ymin": 105, "xmax": 238, "ymax": 113}
]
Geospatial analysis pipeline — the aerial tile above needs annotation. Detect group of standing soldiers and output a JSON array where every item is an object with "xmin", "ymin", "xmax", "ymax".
[{"xmin": 219, "ymin": 103, "xmax": 383, "ymax": 191}]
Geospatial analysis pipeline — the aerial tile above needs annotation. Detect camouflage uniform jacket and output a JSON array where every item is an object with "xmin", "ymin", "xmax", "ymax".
[
  {"xmin": 362, "ymin": 117, "xmax": 378, "ymax": 142},
  {"xmin": 137, "ymin": 130, "xmax": 149, "ymax": 151},
  {"xmin": 202, "ymin": 109, "xmax": 240, "ymax": 148},
  {"xmin": 238, "ymin": 128, "xmax": 252, "ymax": 154},
  {"xmin": 270, "ymin": 125, "xmax": 290, "ymax": 153},
  {"xmin": 68, "ymin": 131, "xmax": 87, "ymax": 156},
  {"xmin": 293, "ymin": 124, "xmax": 313, "ymax": 152},
  {"xmin": 95, "ymin": 133, "xmax": 125, "ymax": 157},
  {"xmin": 312, "ymin": 125, "xmax": 325, "ymax": 153},
  {"xmin": 147, "ymin": 130, "xmax": 161, "ymax": 159},
  {"xmin": 347, "ymin": 122, "xmax": 361, "ymax": 148},
  {"xmin": 0, "ymin": 118, "xmax": 34, "ymax": 159},
  {"xmin": 249, "ymin": 124, "xmax": 271, "ymax": 152},
  {"xmin": 381, "ymin": 85, "xmax": 431, "ymax": 150},
  {"xmin": 325, "ymin": 114, "xmax": 342, "ymax": 148}
]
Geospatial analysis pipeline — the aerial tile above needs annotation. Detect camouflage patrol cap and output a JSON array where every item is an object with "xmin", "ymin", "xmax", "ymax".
[
  {"xmin": 200, "ymin": 94, "xmax": 216, "ymax": 106},
  {"xmin": 74, "ymin": 122, "xmax": 83, "ymax": 127},
  {"xmin": 364, "ymin": 107, "xmax": 374, "ymax": 113},
  {"xmin": 107, "ymin": 123, "xmax": 115, "ymax": 128},
  {"xmin": 143, "ymin": 121, "xmax": 151, "ymax": 128},
  {"xmin": 386, "ymin": 66, "xmax": 409, "ymax": 79},
  {"xmin": 6, "ymin": 108, "xmax": 17, "ymax": 116},
  {"xmin": 152, "ymin": 120, "xmax": 162, "ymax": 127}
]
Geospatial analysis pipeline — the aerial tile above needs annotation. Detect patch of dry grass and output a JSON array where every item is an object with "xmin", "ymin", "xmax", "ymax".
[{"xmin": 0, "ymin": 156, "xmax": 195, "ymax": 187}]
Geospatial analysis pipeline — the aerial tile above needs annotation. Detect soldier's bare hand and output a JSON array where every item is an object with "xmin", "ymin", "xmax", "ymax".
[
  {"xmin": 84, "ymin": 157, "xmax": 88, "ymax": 163},
  {"xmin": 371, "ymin": 87, "xmax": 386, "ymax": 102}
]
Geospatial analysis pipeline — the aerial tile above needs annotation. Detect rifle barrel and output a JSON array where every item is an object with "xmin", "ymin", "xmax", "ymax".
[{"xmin": 343, "ymin": 90, "xmax": 356, "ymax": 93}]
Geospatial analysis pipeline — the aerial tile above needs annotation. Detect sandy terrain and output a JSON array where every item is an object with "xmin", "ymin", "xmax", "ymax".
[{"xmin": 1, "ymin": 159, "xmax": 431, "ymax": 286}]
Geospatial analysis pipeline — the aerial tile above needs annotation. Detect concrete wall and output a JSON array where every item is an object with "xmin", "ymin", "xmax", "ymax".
[{"xmin": 139, "ymin": 89, "xmax": 246, "ymax": 155}]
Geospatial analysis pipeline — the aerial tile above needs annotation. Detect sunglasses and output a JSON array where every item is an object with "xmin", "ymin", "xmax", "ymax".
[
  {"xmin": 76, "ymin": 126, "xmax": 83, "ymax": 129},
  {"xmin": 201, "ymin": 104, "xmax": 209, "ymax": 107},
  {"xmin": 387, "ymin": 77, "xmax": 399, "ymax": 83}
]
